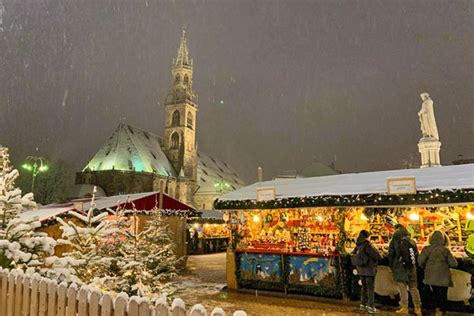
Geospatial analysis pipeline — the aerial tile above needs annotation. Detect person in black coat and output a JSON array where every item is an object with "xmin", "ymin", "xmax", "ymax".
[{"xmin": 354, "ymin": 229, "xmax": 382, "ymax": 314}]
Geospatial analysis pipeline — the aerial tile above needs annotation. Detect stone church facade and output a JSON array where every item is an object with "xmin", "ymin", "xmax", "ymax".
[{"xmin": 76, "ymin": 30, "xmax": 244, "ymax": 209}]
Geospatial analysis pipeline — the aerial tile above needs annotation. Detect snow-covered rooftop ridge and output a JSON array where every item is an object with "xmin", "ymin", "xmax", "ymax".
[{"xmin": 219, "ymin": 164, "xmax": 474, "ymax": 201}]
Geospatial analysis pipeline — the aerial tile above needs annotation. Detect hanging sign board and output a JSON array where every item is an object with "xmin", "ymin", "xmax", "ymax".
[
  {"xmin": 256, "ymin": 187, "xmax": 276, "ymax": 201},
  {"xmin": 386, "ymin": 177, "xmax": 417, "ymax": 195}
]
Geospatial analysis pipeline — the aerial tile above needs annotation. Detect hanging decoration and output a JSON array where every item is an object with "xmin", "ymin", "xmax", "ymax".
[{"xmin": 215, "ymin": 189, "xmax": 474, "ymax": 210}]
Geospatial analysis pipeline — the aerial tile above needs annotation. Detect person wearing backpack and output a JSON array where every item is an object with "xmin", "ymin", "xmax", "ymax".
[
  {"xmin": 352, "ymin": 230, "xmax": 382, "ymax": 314},
  {"xmin": 388, "ymin": 224, "xmax": 422, "ymax": 315},
  {"xmin": 418, "ymin": 230, "xmax": 458, "ymax": 314}
]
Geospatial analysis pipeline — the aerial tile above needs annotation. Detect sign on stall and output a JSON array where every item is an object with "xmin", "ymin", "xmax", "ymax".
[
  {"xmin": 386, "ymin": 177, "xmax": 417, "ymax": 195},
  {"xmin": 256, "ymin": 187, "xmax": 276, "ymax": 201}
]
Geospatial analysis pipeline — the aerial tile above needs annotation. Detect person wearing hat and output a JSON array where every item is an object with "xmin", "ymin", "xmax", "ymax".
[{"xmin": 418, "ymin": 230, "xmax": 458, "ymax": 314}]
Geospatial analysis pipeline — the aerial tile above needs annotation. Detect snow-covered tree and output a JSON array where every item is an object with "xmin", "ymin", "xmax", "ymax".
[
  {"xmin": 56, "ymin": 187, "xmax": 118, "ymax": 284},
  {"xmin": 0, "ymin": 146, "xmax": 35, "ymax": 228},
  {"xmin": 0, "ymin": 146, "xmax": 65, "ymax": 277},
  {"xmin": 103, "ymin": 209, "xmax": 181, "ymax": 296}
]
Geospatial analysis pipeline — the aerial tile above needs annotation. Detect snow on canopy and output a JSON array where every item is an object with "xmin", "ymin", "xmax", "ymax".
[
  {"xmin": 218, "ymin": 164, "xmax": 474, "ymax": 201},
  {"xmin": 19, "ymin": 191, "xmax": 195, "ymax": 222},
  {"xmin": 81, "ymin": 123, "xmax": 245, "ymax": 195}
]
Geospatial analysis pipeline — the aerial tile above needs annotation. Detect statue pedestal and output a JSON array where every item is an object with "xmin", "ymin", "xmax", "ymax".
[{"xmin": 418, "ymin": 137, "xmax": 441, "ymax": 168}]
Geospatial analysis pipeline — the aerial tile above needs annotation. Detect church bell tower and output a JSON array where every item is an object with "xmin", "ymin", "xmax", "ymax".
[{"xmin": 163, "ymin": 28, "xmax": 198, "ymax": 183}]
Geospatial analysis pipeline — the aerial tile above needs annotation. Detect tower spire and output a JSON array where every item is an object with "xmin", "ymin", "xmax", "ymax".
[{"xmin": 175, "ymin": 26, "xmax": 191, "ymax": 66}]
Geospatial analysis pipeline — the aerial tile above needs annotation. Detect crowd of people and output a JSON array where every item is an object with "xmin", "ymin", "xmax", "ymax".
[{"xmin": 352, "ymin": 224, "xmax": 458, "ymax": 315}]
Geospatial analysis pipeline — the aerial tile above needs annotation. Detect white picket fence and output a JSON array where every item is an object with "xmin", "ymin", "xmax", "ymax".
[{"xmin": 0, "ymin": 268, "xmax": 246, "ymax": 316}]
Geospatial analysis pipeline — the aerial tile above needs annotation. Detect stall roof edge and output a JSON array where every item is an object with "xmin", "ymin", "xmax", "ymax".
[{"xmin": 218, "ymin": 164, "xmax": 474, "ymax": 201}]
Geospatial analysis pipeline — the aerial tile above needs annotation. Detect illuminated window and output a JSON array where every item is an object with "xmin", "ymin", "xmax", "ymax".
[
  {"xmin": 171, "ymin": 132, "xmax": 180, "ymax": 149},
  {"xmin": 172, "ymin": 110, "xmax": 180, "ymax": 126}
]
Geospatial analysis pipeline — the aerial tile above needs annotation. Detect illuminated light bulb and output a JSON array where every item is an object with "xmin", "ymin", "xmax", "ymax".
[
  {"xmin": 253, "ymin": 214, "xmax": 260, "ymax": 223},
  {"xmin": 360, "ymin": 214, "xmax": 368, "ymax": 221},
  {"xmin": 466, "ymin": 212, "xmax": 474, "ymax": 220},
  {"xmin": 193, "ymin": 223, "xmax": 199, "ymax": 229},
  {"xmin": 409, "ymin": 213, "xmax": 420, "ymax": 221},
  {"xmin": 316, "ymin": 215, "xmax": 323, "ymax": 222}
]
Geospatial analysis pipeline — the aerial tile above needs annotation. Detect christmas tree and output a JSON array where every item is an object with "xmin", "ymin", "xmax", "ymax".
[
  {"xmin": 56, "ymin": 186, "xmax": 118, "ymax": 284},
  {"xmin": 103, "ymin": 208, "xmax": 181, "ymax": 296},
  {"xmin": 0, "ymin": 146, "xmax": 63, "ymax": 276},
  {"xmin": 0, "ymin": 146, "xmax": 35, "ymax": 228}
]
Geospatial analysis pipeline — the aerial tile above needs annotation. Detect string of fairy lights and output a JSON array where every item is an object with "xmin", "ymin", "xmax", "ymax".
[{"xmin": 214, "ymin": 189, "xmax": 474, "ymax": 210}]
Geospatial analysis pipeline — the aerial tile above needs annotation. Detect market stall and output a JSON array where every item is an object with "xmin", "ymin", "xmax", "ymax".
[
  {"xmin": 215, "ymin": 164, "xmax": 474, "ymax": 311},
  {"xmin": 187, "ymin": 210, "xmax": 229, "ymax": 254}
]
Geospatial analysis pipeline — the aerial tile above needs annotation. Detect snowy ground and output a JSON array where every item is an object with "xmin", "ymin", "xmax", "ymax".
[{"xmin": 173, "ymin": 253, "xmax": 460, "ymax": 316}]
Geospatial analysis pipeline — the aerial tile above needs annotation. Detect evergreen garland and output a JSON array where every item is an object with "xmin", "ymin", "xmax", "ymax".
[{"xmin": 215, "ymin": 189, "xmax": 474, "ymax": 210}]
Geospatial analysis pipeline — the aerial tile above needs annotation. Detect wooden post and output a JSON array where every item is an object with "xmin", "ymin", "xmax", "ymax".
[
  {"xmin": 88, "ymin": 290, "xmax": 101, "ymax": 316},
  {"xmin": 114, "ymin": 296, "xmax": 127, "ymax": 316},
  {"xmin": 21, "ymin": 275, "xmax": 31, "ymax": 316},
  {"xmin": 65, "ymin": 285, "xmax": 77, "ymax": 316},
  {"xmin": 138, "ymin": 300, "xmax": 150, "ymax": 316},
  {"xmin": 128, "ymin": 298, "xmax": 139, "ymax": 315},
  {"xmin": 7, "ymin": 273, "xmax": 15, "ymax": 316},
  {"xmin": 14, "ymin": 274, "xmax": 23, "ymax": 316},
  {"xmin": 154, "ymin": 298, "xmax": 170, "ymax": 316},
  {"xmin": 56, "ymin": 283, "xmax": 67, "ymax": 316},
  {"xmin": 38, "ymin": 280, "xmax": 48, "ymax": 316},
  {"xmin": 100, "ymin": 294, "xmax": 113, "ymax": 316},
  {"xmin": 0, "ymin": 271, "xmax": 8, "ymax": 316},
  {"xmin": 30, "ymin": 277, "xmax": 40, "ymax": 316},
  {"xmin": 47, "ymin": 281, "xmax": 57, "ymax": 316},
  {"xmin": 77, "ymin": 287, "xmax": 88, "ymax": 316},
  {"xmin": 159, "ymin": 180, "xmax": 165, "ymax": 210},
  {"xmin": 171, "ymin": 298, "xmax": 186, "ymax": 316}
]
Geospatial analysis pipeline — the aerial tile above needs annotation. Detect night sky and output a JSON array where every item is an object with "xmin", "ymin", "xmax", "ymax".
[{"xmin": 0, "ymin": 0, "xmax": 473, "ymax": 183}]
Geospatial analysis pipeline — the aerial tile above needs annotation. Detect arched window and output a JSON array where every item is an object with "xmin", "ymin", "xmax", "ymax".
[
  {"xmin": 187, "ymin": 112, "xmax": 193, "ymax": 128},
  {"xmin": 172, "ymin": 110, "xmax": 180, "ymax": 126},
  {"xmin": 175, "ymin": 74, "xmax": 181, "ymax": 83},
  {"xmin": 184, "ymin": 75, "xmax": 189, "ymax": 85},
  {"xmin": 171, "ymin": 132, "xmax": 180, "ymax": 149}
]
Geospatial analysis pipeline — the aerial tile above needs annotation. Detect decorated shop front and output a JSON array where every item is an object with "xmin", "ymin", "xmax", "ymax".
[
  {"xmin": 216, "ymin": 164, "xmax": 474, "ymax": 310},
  {"xmin": 187, "ymin": 210, "xmax": 229, "ymax": 254}
]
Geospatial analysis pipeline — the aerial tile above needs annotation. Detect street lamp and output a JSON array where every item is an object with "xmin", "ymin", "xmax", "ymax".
[
  {"xmin": 213, "ymin": 180, "xmax": 231, "ymax": 194},
  {"xmin": 22, "ymin": 156, "xmax": 48, "ymax": 192}
]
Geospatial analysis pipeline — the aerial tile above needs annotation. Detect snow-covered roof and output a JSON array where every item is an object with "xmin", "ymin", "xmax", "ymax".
[
  {"xmin": 19, "ymin": 192, "xmax": 194, "ymax": 222},
  {"xmin": 83, "ymin": 123, "xmax": 176, "ymax": 177},
  {"xmin": 19, "ymin": 205, "xmax": 74, "ymax": 222},
  {"xmin": 196, "ymin": 151, "xmax": 245, "ymax": 195},
  {"xmin": 74, "ymin": 192, "xmax": 158, "ymax": 211},
  {"xmin": 81, "ymin": 123, "xmax": 245, "ymax": 195},
  {"xmin": 219, "ymin": 164, "xmax": 474, "ymax": 201}
]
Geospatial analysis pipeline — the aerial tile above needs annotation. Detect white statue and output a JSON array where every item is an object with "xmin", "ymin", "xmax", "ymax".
[{"xmin": 418, "ymin": 92, "xmax": 439, "ymax": 140}]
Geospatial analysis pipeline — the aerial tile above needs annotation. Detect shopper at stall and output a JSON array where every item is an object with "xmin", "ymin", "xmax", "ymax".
[
  {"xmin": 388, "ymin": 224, "xmax": 422, "ymax": 315},
  {"xmin": 352, "ymin": 230, "xmax": 381, "ymax": 314},
  {"xmin": 418, "ymin": 230, "xmax": 458, "ymax": 314}
]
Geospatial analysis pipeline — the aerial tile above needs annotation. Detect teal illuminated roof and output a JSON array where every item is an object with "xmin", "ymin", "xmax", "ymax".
[{"xmin": 83, "ymin": 123, "xmax": 176, "ymax": 177}]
